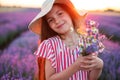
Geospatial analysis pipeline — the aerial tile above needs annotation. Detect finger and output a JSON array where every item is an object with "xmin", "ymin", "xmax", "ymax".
[
  {"xmin": 84, "ymin": 63, "xmax": 97, "ymax": 69},
  {"xmin": 83, "ymin": 56, "xmax": 94, "ymax": 60},
  {"xmin": 82, "ymin": 60, "xmax": 95, "ymax": 65},
  {"xmin": 80, "ymin": 64, "xmax": 95, "ymax": 71}
]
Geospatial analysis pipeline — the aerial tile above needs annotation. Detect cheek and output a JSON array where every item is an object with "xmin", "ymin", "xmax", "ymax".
[
  {"xmin": 64, "ymin": 16, "xmax": 73, "ymax": 25},
  {"xmin": 49, "ymin": 24, "xmax": 56, "ymax": 31},
  {"xmin": 48, "ymin": 23, "xmax": 54, "ymax": 29}
]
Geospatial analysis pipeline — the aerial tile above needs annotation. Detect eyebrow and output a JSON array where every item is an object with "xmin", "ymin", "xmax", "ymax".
[
  {"xmin": 56, "ymin": 9, "xmax": 62, "ymax": 14},
  {"xmin": 46, "ymin": 9, "xmax": 63, "ymax": 20}
]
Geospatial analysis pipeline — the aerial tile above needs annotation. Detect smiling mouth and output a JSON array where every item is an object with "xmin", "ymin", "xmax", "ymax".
[{"xmin": 57, "ymin": 23, "xmax": 65, "ymax": 28}]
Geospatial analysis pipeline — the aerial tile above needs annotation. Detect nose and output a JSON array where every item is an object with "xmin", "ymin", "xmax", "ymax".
[{"xmin": 54, "ymin": 16, "xmax": 60, "ymax": 24}]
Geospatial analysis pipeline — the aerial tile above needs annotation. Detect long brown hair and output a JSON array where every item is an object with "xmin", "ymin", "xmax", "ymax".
[{"xmin": 41, "ymin": 4, "xmax": 82, "ymax": 42}]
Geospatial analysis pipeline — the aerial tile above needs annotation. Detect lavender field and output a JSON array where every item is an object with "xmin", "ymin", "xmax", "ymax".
[{"xmin": 0, "ymin": 7, "xmax": 120, "ymax": 80}]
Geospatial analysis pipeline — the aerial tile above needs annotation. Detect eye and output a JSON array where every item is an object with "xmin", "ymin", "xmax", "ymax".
[
  {"xmin": 47, "ymin": 18, "xmax": 54, "ymax": 23},
  {"xmin": 58, "ymin": 11, "xmax": 63, "ymax": 16}
]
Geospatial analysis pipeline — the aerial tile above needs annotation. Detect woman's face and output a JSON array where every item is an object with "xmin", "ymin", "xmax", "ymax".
[{"xmin": 45, "ymin": 5, "xmax": 74, "ymax": 34}]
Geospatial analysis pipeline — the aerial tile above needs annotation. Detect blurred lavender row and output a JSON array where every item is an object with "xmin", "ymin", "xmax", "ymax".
[
  {"xmin": 99, "ymin": 40, "xmax": 120, "ymax": 80},
  {"xmin": 0, "ymin": 8, "xmax": 39, "ymax": 49},
  {"xmin": 0, "ymin": 8, "xmax": 120, "ymax": 80},
  {"xmin": 0, "ymin": 31, "xmax": 39, "ymax": 80},
  {"xmin": 0, "ymin": 8, "xmax": 40, "ymax": 80}
]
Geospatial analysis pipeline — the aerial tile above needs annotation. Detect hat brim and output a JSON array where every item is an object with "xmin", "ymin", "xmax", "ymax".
[
  {"xmin": 28, "ymin": 0, "xmax": 87, "ymax": 35},
  {"xmin": 28, "ymin": 0, "xmax": 55, "ymax": 35}
]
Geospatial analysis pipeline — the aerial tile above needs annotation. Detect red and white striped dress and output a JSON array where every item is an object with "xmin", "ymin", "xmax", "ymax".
[{"xmin": 35, "ymin": 35, "xmax": 89, "ymax": 80}]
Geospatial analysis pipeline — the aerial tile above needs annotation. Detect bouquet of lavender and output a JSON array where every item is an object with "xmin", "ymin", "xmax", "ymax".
[{"xmin": 77, "ymin": 20, "xmax": 106, "ymax": 56}]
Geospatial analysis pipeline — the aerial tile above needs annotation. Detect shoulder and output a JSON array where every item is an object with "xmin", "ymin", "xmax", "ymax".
[
  {"xmin": 39, "ymin": 36, "xmax": 60, "ymax": 47},
  {"xmin": 35, "ymin": 36, "xmax": 59, "ymax": 56},
  {"xmin": 47, "ymin": 35, "xmax": 61, "ymax": 44},
  {"xmin": 47, "ymin": 35, "xmax": 60, "ymax": 41}
]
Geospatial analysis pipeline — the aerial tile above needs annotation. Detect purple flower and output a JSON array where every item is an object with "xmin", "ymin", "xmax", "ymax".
[{"xmin": 86, "ymin": 42, "xmax": 99, "ymax": 54}]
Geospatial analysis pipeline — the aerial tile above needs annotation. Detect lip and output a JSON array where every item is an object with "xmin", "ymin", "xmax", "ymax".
[{"xmin": 56, "ymin": 23, "xmax": 65, "ymax": 28}]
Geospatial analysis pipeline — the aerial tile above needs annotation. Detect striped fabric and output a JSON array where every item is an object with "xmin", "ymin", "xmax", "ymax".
[{"xmin": 35, "ymin": 35, "xmax": 89, "ymax": 80}]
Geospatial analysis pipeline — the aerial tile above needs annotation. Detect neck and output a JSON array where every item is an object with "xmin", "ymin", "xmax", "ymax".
[
  {"xmin": 60, "ymin": 30, "xmax": 78, "ymax": 40},
  {"xmin": 59, "ymin": 30, "xmax": 80, "ymax": 49}
]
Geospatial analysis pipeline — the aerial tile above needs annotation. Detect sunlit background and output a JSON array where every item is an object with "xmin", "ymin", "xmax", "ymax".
[
  {"xmin": 0, "ymin": 0, "xmax": 120, "ymax": 11},
  {"xmin": 0, "ymin": 0, "xmax": 120, "ymax": 80}
]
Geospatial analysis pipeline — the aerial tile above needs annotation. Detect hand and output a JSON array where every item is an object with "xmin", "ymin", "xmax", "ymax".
[
  {"xmin": 87, "ymin": 54, "xmax": 103, "ymax": 70},
  {"xmin": 74, "ymin": 54, "xmax": 103, "ymax": 71}
]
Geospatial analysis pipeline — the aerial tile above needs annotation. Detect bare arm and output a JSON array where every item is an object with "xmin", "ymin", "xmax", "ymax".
[
  {"xmin": 88, "ymin": 55, "xmax": 104, "ymax": 80},
  {"xmin": 89, "ymin": 68, "xmax": 103, "ymax": 80}
]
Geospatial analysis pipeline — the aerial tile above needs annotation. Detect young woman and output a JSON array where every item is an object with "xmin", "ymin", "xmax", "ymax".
[{"xmin": 28, "ymin": 0, "xmax": 104, "ymax": 80}]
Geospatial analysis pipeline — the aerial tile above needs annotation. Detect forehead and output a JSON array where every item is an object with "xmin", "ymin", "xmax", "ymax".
[{"xmin": 45, "ymin": 5, "xmax": 65, "ymax": 18}]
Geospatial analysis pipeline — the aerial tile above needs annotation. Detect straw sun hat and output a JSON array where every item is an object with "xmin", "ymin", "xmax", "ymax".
[{"xmin": 28, "ymin": 0, "xmax": 87, "ymax": 35}]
